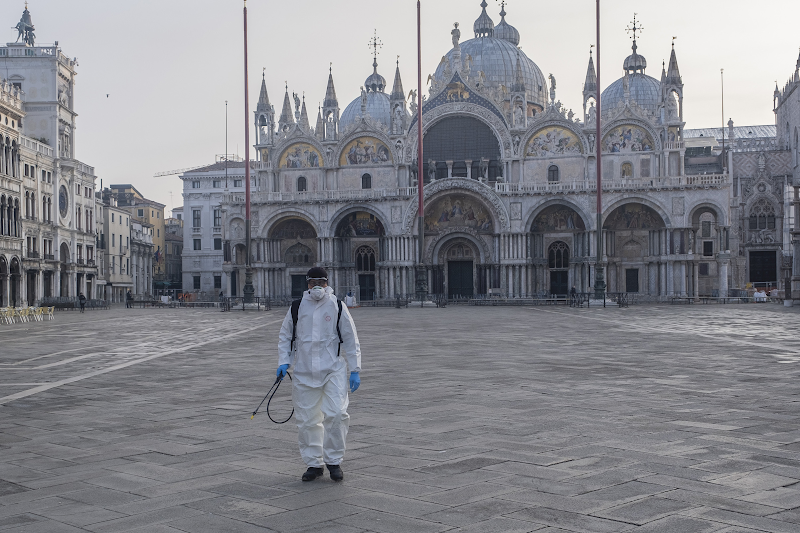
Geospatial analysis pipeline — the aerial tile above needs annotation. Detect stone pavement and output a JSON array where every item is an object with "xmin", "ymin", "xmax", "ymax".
[{"xmin": 0, "ymin": 303, "xmax": 799, "ymax": 532}]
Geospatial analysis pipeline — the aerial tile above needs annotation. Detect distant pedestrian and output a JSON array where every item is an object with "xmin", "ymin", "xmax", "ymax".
[
  {"xmin": 344, "ymin": 291, "xmax": 356, "ymax": 308},
  {"xmin": 78, "ymin": 292, "xmax": 87, "ymax": 313},
  {"xmin": 126, "ymin": 290, "xmax": 133, "ymax": 309},
  {"xmin": 569, "ymin": 286, "xmax": 577, "ymax": 307}
]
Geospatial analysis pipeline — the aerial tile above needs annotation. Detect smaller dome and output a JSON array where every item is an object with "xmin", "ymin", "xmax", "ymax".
[
  {"xmin": 493, "ymin": 5, "xmax": 519, "ymax": 46},
  {"xmin": 474, "ymin": 0, "xmax": 494, "ymax": 38},
  {"xmin": 340, "ymin": 91, "xmax": 391, "ymax": 132},
  {"xmin": 623, "ymin": 41, "xmax": 647, "ymax": 74},
  {"xmin": 365, "ymin": 60, "xmax": 386, "ymax": 93},
  {"xmin": 601, "ymin": 72, "xmax": 661, "ymax": 115}
]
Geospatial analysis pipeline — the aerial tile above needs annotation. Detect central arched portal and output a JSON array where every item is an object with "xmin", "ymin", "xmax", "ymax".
[{"xmin": 423, "ymin": 116, "xmax": 502, "ymax": 182}]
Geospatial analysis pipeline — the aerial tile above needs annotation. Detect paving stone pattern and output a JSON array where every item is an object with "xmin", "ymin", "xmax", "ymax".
[{"xmin": 0, "ymin": 304, "xmax": 799, "ymax": 532}]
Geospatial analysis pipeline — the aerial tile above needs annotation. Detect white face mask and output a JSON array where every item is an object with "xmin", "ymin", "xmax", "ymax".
[{"xmin": 309, "ymin": 286, "xmax": 326, "ymax": 301}]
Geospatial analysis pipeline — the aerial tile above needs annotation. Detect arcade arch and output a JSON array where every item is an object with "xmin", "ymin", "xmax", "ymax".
[
  {"xmin": 423, "ymin": 116, "xmax": 502, "ymax": 181},
  {"xmin": 602, "ymin": 203, "xmax": 666, "ymax": 294},
  {"xmin": 530, "ymin": 203, "xmax": 590, "ymax": 294},
  {"xmin": 265, "ymin": 217, "xmax": 318, "ymax": 298}
]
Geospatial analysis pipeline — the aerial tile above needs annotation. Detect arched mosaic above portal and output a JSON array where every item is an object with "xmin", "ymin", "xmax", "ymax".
[
  {"xmin": 603, "ymin": 204, "xmax": 665, "ymax": 230},
  {"xmin": 532, "ymin": 205, "xmax": 586, "ymax": 232},
  {"xmin": 269, "ymin": 218, "xmax": 317, "ymax": 239},
  {"xmin": 602, "ymin": 125, "xmax": 655, "ymax": 153},
  {"xmin": 425, "ymin": 195, "xmax": 493, "ymax": 234},
  {"xmin": 336, "ymin": 212, "xmax": 385, "ymax": 237},
  {"xmin": 339, "ymin": 137, "xmax": 392, "ymax": 166},
  {"xmin": 279, "ymin": 143, "xmax": 322, "ymax": 169},
  {"xmin": 526, "ymin": 127, "xmax": 583, "ymax": 157}
]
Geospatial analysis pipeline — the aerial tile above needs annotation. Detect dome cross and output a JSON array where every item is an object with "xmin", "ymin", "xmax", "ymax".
[
  {"xmin": 368, "ymin": 30, "xmax": 383, "ymax": 67},
  {"xmin": 626, "ymin": 14, "xmax": 643, "ymax": 49}
]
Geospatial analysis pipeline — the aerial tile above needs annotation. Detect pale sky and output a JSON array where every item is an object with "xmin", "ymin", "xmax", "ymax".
[{"xmin": 2, "ymin": 1, "xmax": 799, "ymax": 211}]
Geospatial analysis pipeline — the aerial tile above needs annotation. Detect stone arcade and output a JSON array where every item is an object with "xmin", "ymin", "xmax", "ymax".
[{"xmin": 183, "ymin": 3, "xmax": 794, "ymax": 301}]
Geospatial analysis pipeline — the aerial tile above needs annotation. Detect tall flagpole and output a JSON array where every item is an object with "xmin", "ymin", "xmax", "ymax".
[
  {"xmin": 594, "ymin": 0, "xmax": 606, "ymax": 299},
  {"xmin": 415, "ymin": 0, "xmax": 428, "ymax": 303},
  {"xmin": 243, "ymin": 0, "xmax": 255, "ymax": 301}
]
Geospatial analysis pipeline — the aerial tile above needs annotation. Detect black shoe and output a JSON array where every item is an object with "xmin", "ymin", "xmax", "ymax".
[
  {"xmin": 327, "ymin": 464, "xmax": 344, "ymax": 482},
  {"xmin": 302, "ymin": 467, "xmax": 324, "ymax": 482}
]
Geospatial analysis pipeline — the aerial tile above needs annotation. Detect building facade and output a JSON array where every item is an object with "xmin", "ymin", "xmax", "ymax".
[
  {"xmin": 180, "ymin": 159, "xmax": 245, "ymax": 296},
  {"xmin": 774, "ymin": 54, "xmax": 800, "ymax": 299},
  {"xmin": 1, "ymin": 6, "xmax": 102, "ymax": 305},
  {"xmin": 99, "ymin": 189, "xmax": 132, "ymax": 302},
  {"xmin": 164, "ymin": 215, "xmax": 183, "ymax": 292},
  {"xmin": 130, "ymin": 220, "xmax": 154, "ymax": 296},
  {"xmin": 211, "ymin": 3, "xmax": 741, "ymax": 302}
]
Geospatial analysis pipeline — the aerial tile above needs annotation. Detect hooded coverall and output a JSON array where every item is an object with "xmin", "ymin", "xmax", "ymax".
[{"xmin": 278, "ymin": 286, "xmax": 361, "ymax": 467}]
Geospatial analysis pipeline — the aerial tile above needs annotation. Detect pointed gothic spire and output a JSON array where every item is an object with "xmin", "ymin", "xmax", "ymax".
[
  {"xmin": 584, "ymin": 50, "xmax": 597, "ymax": 93},
  {"xmin": 512, "ymin": 51, "xmax": 526, "ymax": 93},
  {"xmin": 391, "ymin": 59, "xmax": 405, "ymax": 100},
  {"xmin": 257, "ymin": 72, "xmax": 271, "ymax": 112},
  {"xmin": 279, "ymin": 84, "xmax": 295, "ymax": 126},
  {"xmin": 315, "ymin": 105, "xmax": 324, "ymax": 139},
  {"xmin": 665, "ymin": 41, "xmax": 682, "ymax": 86},
  {"xmin": 324, "ymin": 66, "xmax": 338, "ymax": 108},
  {"xmin": 661, "ymin": 60, "xmax": 667, "ymax": 83},
  {"xmin": 299, "ymin": 96, "xmax": 311, "ymax": 132}
]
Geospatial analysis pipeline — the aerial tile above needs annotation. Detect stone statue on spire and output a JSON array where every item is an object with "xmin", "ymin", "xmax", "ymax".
[
  {"xmin": 548, "ymin": 74, "xmax": 557, "ymax": 104},
  {"xmin": 451, "ymin": 23, "xmax": 461, "ymax": 50}
]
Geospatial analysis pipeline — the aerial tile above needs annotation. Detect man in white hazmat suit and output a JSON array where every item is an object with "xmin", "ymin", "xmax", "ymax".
[{"xmin": 276, "ymin": 267, "xmax": 361, "ymax": 482}]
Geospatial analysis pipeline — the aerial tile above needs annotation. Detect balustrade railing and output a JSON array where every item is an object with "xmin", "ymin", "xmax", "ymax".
[
  {"xmin": 224, "ymin": 187, "xmax": 417, "ymax": 204},
  {"xmin": 495, "ymin": 174, "xmax": 728, "ymax": 194}
]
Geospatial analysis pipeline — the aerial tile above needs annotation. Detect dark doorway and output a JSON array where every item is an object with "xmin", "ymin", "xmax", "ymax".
[
  {"xmin": 27, "ymin": 271, "xmax": 36, "ymax": 306},
  {"xmin": 359, "ymin": 274, "xmax": 376, "ymax": 301},
  {"xmin": 231, "ymin": 271, "xmax": 238, "ymax": 296},
  {"xmin": 448, "ymin": 261, "xmax": 474, "ymax": 298},
  {"xmin": 749, "ymin": 251, "xmax": 777, "ymax": 283},
  {"xmin": 550, "ymin": 270, "xmax": 568, "ymax": 296},
  {"xmin": 291, "ymin": 275, "xmax": 306, "ymax": 299},
  {"xmin": 44, "ymin": 272, "xmax": 52, "ymax": 298},
  {"xmin": 625, "ymin": 268, "xmax": 640, "ymax": 293}
]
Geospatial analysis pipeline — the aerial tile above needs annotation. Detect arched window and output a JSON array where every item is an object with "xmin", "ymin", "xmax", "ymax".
[
  {"xmin": 748, "ymin": 198, "xmax": 776, "ymax": 230},
  {"xmin": 285, "ymin": 243, "xmax": 314, "ymax": 266},
  {"xmin": 356, "ymin": 246, "xmax": 376, "ymax": 272},
  {"xmin": 297, "ymin": 176, "xmax": 307, "ymax": 192},
  {"xmin": 547, "ymin": 165, "xmax": 559, "ymax": 182},
  {"xmin": 361, "ymin": 173, "xmax": 372, "ymax": 189},
  {"xmin": 548, "ymin": 241, "xmax": 569, "ymax": 269},
  {"xmin": 621, "ymin": 162, "xmax": 633, "ymax": 178}
]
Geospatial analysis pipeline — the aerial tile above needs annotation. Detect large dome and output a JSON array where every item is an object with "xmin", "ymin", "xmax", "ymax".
[
  {"xmin": 601, "ymin": 73, "xmax": 661, "ymax": 115},
  {"xmin": 433, "ymin": 37, "xmax": 548, "ymax": 109},
  {"xmin": 340, "ymin": 91, "xmax": 391, "ymax": 132}
]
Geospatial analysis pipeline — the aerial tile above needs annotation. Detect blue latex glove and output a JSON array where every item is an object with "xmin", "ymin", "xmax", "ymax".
[
  {"xmin": 276, "ymin": 364, "xmax": 290, "ymax": 379},
  {"xmin": 349, "ymin": 372, "xmax": 360, "ymax": 393}
]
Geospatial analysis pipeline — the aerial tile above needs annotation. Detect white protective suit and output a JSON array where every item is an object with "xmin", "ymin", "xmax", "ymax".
[{"xmin": 278, "ymin": 286, "xmax": 361, "ymax": 467}]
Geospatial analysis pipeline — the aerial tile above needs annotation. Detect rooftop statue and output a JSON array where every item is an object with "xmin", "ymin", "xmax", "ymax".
[
  {"xmin": 15, "ymin": 5, "xmax": 36, "ymax": 47},
  {"xmin": 451, "ymin": 23, "xmax": 461, "ymax": 51}
]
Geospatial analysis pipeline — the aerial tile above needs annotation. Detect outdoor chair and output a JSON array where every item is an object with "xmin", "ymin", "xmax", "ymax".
[
  {"xmin": 0, "ymin": 308, "xmax": 12, "ymax": 324},
  {"xmin": 33, "ymin": 307, "xmax": 44, "ymax": 322},
  {"xmin": 47, "ymin": 306, "xmax": 55, "ymax": 320}
]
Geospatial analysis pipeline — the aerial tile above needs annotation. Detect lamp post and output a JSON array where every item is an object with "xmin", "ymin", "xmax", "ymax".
[
  {"xmin": 594, "ymin": 0, "xmax": 606, "ymax": 300},
  {"xmin": 415, "ymin": 0, "xmax": 428, "ymax": 304},
  {"xmin": 242, "ymin": 0, "xmax": 255, "ymax": 302}
]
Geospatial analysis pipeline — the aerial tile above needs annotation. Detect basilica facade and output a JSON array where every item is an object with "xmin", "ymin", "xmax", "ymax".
[{"xmin": 202, "ymin": 2, "xmax": 792, "ymax": 302}]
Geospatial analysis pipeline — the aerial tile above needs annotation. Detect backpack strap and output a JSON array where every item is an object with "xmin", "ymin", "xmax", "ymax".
[
  {"xmin": 336, "ymin": 300, "xmax": 343, "ymax": 357},
  {"xmin": 290, "ymin": 299, "xmax": 302, "ymax": 351}
]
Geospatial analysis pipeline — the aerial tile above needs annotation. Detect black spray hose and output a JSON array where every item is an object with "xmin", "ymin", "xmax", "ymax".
[{"xmin": 251, "ymin": 373, "xmax": 294, "ymax": 424}]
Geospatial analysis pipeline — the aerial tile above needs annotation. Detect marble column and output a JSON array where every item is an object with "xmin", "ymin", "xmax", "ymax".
[
  {"xmin": 717, "ymin": 253, "xmax": 730, "ymax": 298},
  {"xmin": 666, "ymin": 261, "xmax": 674, "ymax": 296},
  {"xmin": 680, "ymin": 262, "xmax": 687, "ymax": 296},
  {"xmin": 693, "ymin": 261, "xmax": 700, "ymax": 301}
]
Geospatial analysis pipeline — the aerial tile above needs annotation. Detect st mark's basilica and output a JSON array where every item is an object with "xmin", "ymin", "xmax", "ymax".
[{"xmin": 181, "ymin": 1, "xmax": 799, "ymax": 302}]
